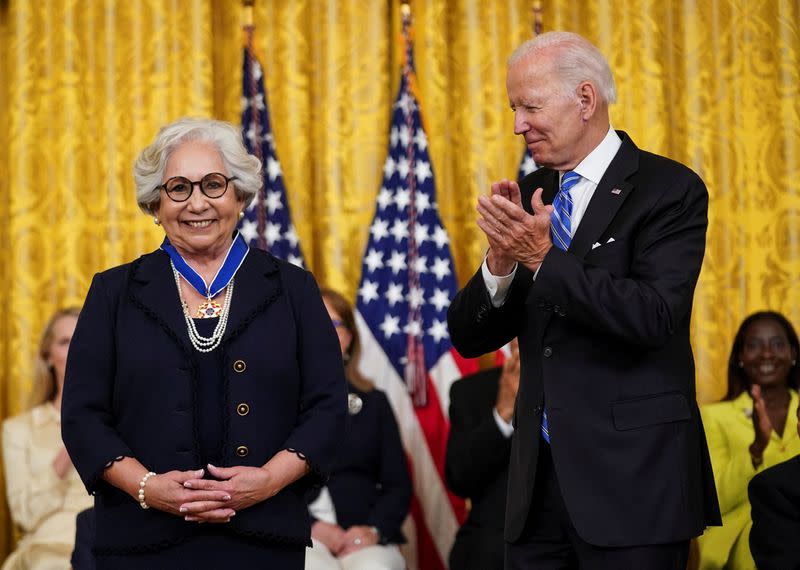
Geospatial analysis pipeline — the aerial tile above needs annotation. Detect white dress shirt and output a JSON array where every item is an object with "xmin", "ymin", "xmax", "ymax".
[{"xmin": 482, "ymin": 127, "xmax": 623, "ymax": 306}]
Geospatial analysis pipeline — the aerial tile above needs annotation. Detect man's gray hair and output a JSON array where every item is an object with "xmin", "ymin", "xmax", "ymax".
[
  {"xmin": 133, "ymin": 117, "xmax": 262, "ymax": 215},
  {"xmin": 508, "ymin": 31, "xmax": 617, "ymax": 104}
]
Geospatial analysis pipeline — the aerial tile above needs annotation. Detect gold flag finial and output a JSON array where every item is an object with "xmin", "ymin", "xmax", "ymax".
[
  {"xmin": 400, "ymin": 2, "xmax": 411, "ymax": 18},
  {"xmin": 533, "ymin": 1, "xmax": 543, "ymax": 36},
  {"xmin": 242, "ymin": 0, "xmax": 254, "ymax": 29}
]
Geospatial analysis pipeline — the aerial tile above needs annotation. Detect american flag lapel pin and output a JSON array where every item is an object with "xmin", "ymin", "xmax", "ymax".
[{"xmin": 611, "ymin": 188, "xmax": 622, "ymax": 195}]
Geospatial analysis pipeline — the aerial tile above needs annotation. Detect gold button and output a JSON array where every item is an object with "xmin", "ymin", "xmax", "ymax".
[
  {"xmin": 233, "ymin": 360, "xmax": 246, "ymax": 373},
  {"xmin": 237, "ymin": 403, "xmax": 250, "ymax": 416},
  {"xmin": 235, "ymin": 445, "xmax": 249, "ymax": 457}
]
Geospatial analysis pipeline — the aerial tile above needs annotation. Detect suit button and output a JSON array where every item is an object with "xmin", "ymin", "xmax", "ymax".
[
  {"xmin": 236, "ymin": 403, "xmax": 250, "ymax": 416},
  {"xmin": 533, "ymin": 406, "xmax": 542, "ymax": 414},
  {"xmin": 543, "ymin": 346, "xmax": 553, "ymax": 357},
  {"xmin": 476, "ymin": 305, "xmax": 488, "ymax": 323},
  {"xmin": 235, "ymin": 445, "xmax": 249, "ymax": 457},
  {"xmin": 233, "ymin": 360, "xmax": 246, "ymax": 373}
]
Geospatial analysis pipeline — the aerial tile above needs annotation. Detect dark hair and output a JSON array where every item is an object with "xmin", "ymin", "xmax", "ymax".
[
  {"xmin": 319, "ymin": 288, "xmax": 374, "ymax": 393},
  {"xmin": 725, "ymin": 311, "xmax": 800, "ymax": 400}
]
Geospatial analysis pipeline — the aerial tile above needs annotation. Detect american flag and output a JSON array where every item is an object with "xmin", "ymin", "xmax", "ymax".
[
  {"xmin": 238, "ymin": 40, "xmax": 305, "ymax": 267},
  {"xmin": 355, "ymin": 9, "xmax": 478, "ymax": 569}
]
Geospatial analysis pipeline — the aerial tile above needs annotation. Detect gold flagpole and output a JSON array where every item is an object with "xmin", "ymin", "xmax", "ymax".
[{"xmin": 242, "ymin": 0, "xmax": 254, "ymax": 31}]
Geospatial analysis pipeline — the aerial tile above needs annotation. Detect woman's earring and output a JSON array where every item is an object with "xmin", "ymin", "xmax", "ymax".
[
  {"xmin": 793, "ymin": 359, "xmax": 797, "ymax": 366},
  {"xmin": 738, "ymin": 361, "xmax": 744, "ymax": 368},
  {"xmin": 154, "ymin": 217, "xmax": 161, "ymax": 226},
  {"xmin": 239, "ymin": 211, "xmax": 245, "ymax": 220}
]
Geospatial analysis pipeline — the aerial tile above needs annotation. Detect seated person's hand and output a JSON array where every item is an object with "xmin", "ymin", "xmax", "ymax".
[
  {"xmin": 311, "ymin": 520, "xmax": 347, "ymax": 554},
  {"xmin": 51, "ymin": 446, "xmax": 74, "ymax": 479},
  {"xmin": 338, "ymin": 525, "xmax": 379, "ymax": 557}
]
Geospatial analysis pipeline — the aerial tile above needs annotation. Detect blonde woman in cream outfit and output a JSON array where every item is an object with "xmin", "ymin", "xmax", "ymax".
[{"xmin": 2, "ymin": 308, "xmax": 93, "ymax": 570}]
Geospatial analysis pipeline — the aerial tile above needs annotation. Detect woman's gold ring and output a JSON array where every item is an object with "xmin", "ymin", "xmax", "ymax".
[{"xmin": 353, "ymin": 537, "xmax": 362, "ymax": 545}]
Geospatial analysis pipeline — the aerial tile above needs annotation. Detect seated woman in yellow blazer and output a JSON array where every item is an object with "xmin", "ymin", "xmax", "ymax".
[
  {"xmin": 698, "ymin": 311, "xmax": 800, "ymax": 569},
  {"xmin": 2, "ymin": 308, "xmax": 93, "ymax": 570}
]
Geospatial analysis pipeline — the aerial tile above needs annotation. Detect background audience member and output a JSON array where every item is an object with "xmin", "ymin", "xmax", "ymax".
[
  {"xmin": 305, "ymin": 289, "xmax": 411, "ymax": 570},
  {"xmin": 2, "ymin": 307, "xmax": 93, "ymax": 570},
  {"xmin": 748, "ymin": 402, "xmax": 800, "ymax": 570},
  {"xmin": 445, "ymin": 340, "xmax": 519, "ymax": 570},
  {"xmin": 698, "ymin": 311, "xmax": 800, "ymax": 569}
]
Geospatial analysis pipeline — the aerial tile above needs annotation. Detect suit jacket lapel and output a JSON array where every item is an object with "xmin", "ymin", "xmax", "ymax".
[
  {"xmin": 520, "ymin": 168, "xmax": 559, "ymax": 212},
  {"xmin": 128, "ymin": 250, "xmax": 191, "ymax": 354},
  {"xmin": 223, "ymin": 250, "xmax": 282, "ymax": 343},
  {"xmin": 569, "ymin": 132, "xmax": 639, "ymax": 259}
]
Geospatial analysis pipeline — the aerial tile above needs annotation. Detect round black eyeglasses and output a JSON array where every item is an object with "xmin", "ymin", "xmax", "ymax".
[{"xmin": 157, "ymin": 172, "xmax": 237, "ymax": 202}]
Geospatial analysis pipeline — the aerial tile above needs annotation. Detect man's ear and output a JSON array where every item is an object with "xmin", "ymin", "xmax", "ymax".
[{"xmin": 577, "ymin": 81, "xmax": 598, "ymax": 121}]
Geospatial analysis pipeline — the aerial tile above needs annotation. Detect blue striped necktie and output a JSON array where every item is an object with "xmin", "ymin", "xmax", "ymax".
[
  {"xmin": 541, "ymin": 170, "xmax": 580, "ymax": 443},
  {"xmin": 550, "ymin": 170, "xmax": 580, "ymax": 251}
]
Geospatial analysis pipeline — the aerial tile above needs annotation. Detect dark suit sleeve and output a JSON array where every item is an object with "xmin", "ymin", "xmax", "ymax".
[
  {"xmin": 62, "ymin": 272, "xmax": 134, "ymax": 493},
  {"xmin": 748, "ymin": 464, "xmax": 800, "ymax": 570},
  {"xmin": 282, "ymin": 270, "xmax": 348, "ymax": 480},
  {"xmin": 535, "ymin": 169, "xmax": 707, "ymax": 348},
  {"xmin": 447, "ymin": 265, "xmax": 533, "ymax": 357},
  {"xmin": 367, "ymin": 391, "xmax": 412, "ymax": 541},
  {"xmin": 445, "ymin": 373, "xmax": 512, "ymax": 498}
]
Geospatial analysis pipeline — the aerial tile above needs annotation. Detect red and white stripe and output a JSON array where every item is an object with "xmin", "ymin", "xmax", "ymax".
[{"xmin": 356, "ymin": 312, "xmax": 478, "ymax": 570}]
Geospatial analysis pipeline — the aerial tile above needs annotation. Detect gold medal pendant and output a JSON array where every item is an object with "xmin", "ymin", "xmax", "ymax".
[{"xmin": 195, "ymin": 300, "xmax": 222, "ymax": 318}]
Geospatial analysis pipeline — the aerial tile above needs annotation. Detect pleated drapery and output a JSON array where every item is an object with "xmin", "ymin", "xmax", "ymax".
[{"xmin": 1, "ymin": 0, "xmax": 798, "ymax": 559}]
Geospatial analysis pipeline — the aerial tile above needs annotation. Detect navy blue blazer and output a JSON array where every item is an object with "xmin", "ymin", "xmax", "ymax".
[
  {"xmin": 308, "ymin": 385, "xmax": 411, "ymax": 544},
  {"xmin": 448, "ymin": 132, "xmax": 721, "ymax": 547},
  {"xmin": 62, "ymin": 247, "xmax": 347, "ymax": 554}
]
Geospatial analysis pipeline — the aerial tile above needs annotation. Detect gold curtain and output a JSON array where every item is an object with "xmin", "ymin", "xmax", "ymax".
[{"xmin": 0, "ymin": 0, "xmax": 798, "ymax": 560}]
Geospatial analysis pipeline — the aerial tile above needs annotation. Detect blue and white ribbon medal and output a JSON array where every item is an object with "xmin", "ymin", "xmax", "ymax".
[{"xmin": 161, "ymin": 231, "xmax": 249, "ymax": 300}]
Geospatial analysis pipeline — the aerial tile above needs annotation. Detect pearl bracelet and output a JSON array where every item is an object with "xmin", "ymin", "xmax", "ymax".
[{"xmin": 138, "ymin": 471, "xmax": 157, "ymax": 510}]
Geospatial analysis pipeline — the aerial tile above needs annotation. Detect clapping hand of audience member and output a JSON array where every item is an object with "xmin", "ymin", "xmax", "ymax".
[
  {"xmin": 749, "ymin": 384, "xmax": 775, "ymax": 465},
  {"xmin": 495, "ymin": 339, "xmax": 520, "ymax": 423}
]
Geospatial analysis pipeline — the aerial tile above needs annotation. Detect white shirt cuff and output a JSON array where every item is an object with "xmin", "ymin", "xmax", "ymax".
[
  {"xmin": 481, "ymin": 255, "xmax": 517, "ymax": 307},
  {"xmin": 308, "ymin": 485, "xmax": 337, "ymax": 525},
  {"xmin": 493, "ymin": 407, "xmax": 515, "ymax": 438}
]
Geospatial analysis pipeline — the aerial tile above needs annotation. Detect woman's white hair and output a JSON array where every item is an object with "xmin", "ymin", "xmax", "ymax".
[
  {"xmin": 508, "ymin": 31, "xmax": 617, "ymax": 105},
  {"xmin": 134, "ymin": 117, "xmax": 263, "ymax": 215}
]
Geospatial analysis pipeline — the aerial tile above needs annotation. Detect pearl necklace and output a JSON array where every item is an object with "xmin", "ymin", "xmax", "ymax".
[{"xmin": 171, "ymin": 262, "xmax": 234, "ymax": 353}]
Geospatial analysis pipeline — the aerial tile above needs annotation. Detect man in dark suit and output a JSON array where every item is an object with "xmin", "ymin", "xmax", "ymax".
[
  {"xmin": 446, "ymin": 340, "xmax": 519, "ymax": 570},
  {"xmin": 748, "ymin": 405, "xmax": 800, "ymax": 570},
  {"xmin": 447, "ymin": 31, "xmax": 721, "ymax": 569}
]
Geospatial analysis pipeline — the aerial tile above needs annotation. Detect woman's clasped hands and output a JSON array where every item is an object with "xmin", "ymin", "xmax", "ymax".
[{"xmin": 144, "ymin": 464, "xmax": 275, "ymax": 524}]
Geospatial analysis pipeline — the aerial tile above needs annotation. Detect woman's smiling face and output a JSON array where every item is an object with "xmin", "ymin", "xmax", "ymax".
[
  {"xmin": 739, "ymin": 317, "xmax": 797, "ymax": 390},
  {"xmin": 157, "ymin": 140, "xmax": 245, "ymax": 258}
]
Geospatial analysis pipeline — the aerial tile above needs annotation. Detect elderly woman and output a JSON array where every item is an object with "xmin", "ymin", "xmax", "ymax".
[
  {"xmin": 2, "ymin": 308, "xmax": 93, "ymax": 570},
  {"xmin": 61, "ymin": 118, "xmax": 346, "ymax": 568},
  {"xmin": 304, "ymin": 289, "xmax": 411, "ymax": 570},
  {"xmin": 698, "ymin": 311, "xmax": 800, "ymax": 569}
]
